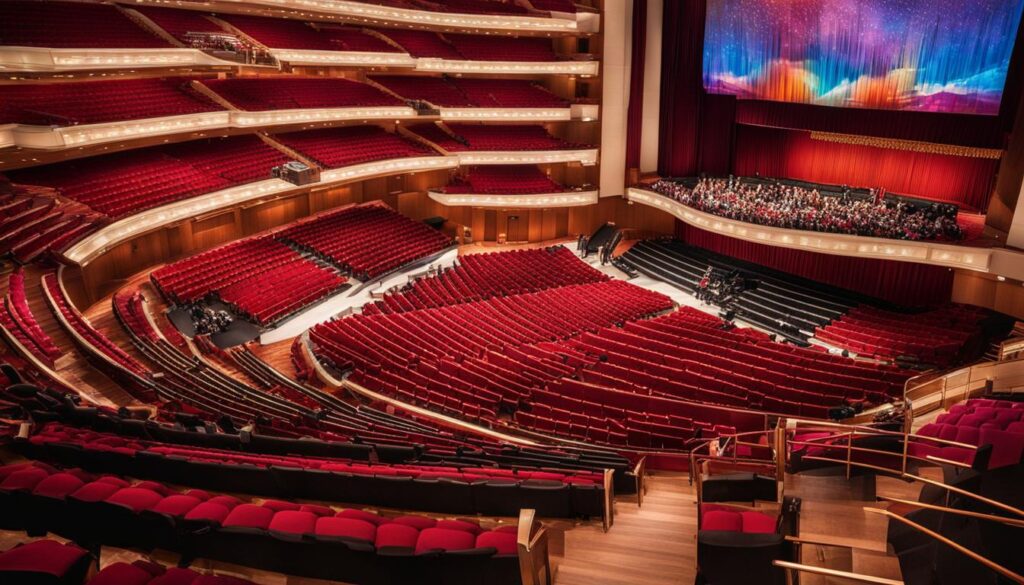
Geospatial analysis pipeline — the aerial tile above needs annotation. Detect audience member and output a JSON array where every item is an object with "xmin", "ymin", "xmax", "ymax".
[{"xmin": 650, "ymin": 177, "xmax": 963, "ymax": 241}]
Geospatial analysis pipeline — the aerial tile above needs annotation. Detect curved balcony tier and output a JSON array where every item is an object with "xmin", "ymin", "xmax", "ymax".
[{"xmin": 625, "ymin": 186, "xmax": 1024, "ymax": 281}]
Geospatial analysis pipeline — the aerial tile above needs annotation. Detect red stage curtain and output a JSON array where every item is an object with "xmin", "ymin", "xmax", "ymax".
[
  {"xmin": 625, "ymin": 0, "xmax": 647, "ymax": 170},
  {"xmin": 732, "ymin": 124, "xmax": 998, "ymax": 210},
  {"xmin": 697, "ymin": 93, "xmax": 736, "ymax": 175},
  {"xmin": 675, "ymin": 222, "xmax": 954, "ymax": 306},
  {"xmin": 656, "ymin": 0, "xmax": 706, "ymax": 176},
  {"xmin": 734, "ymin": 101, "xmax": 1005, "ymax": 148}
]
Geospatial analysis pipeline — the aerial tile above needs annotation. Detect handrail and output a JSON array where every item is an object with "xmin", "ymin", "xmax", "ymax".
[
  {"xmin": 774, "ymin": 560, "xmax": 904, "ymax": 585},
  {"xmin": 865, "ymin": 508, "xmax": 1024, "ymax": 583},
  {"xmin": 516, "ymin": 509, "xmax": 552, "ymax": 585},
  {"xmin": 904, "ymin": 473, "xmax": 1024, "ymax": 518},
  {"xmin": 878, "ymin": 496, "xmax": 1024, "ymax": 528}
]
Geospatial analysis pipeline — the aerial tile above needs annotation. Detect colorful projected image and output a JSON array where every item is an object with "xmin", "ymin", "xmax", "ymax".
[{"xmin": 703, "ymin": 0, "xmax": 1024, "ymax": 115}]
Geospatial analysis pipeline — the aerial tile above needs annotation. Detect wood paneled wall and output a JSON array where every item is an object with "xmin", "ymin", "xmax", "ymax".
[{"xmin": 953, "ymin": 270, "xmax": 1024, "ymax": 320}]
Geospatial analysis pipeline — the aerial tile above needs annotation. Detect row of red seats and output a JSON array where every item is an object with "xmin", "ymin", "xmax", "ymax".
[
  {"xmin": 273, "ymin": 125, "xmax": 434, "ymax": 170},
  {"xmin": 0, "ymin": 539, "xmax": 254, "ymax": 585},
  {"xmin": 218, "ymin": 14, "xmax": 403, "ymax": 52},
  {"xmin": 363, "ymin": 246, "xmax": 608, "ymax": 315},
  {"xmin": 407, "ymin": 123, "xmax": 588, "ymax": 152},
  {"xmin": 370, "ymin": 75, "xmax": 569, "ymax": 108},
  {"xmin": 30, "ymin": 423, "xmax": 600, "ymax": 486},
  {"xmin": 444, "ymin": 165, "xmax": 565, "ymax": 194},
  {"xmin": 2, "ymin": 268, "xmax": 62, "ymax": 367},
  {"xmin": 0, "ymin": 200, "xmax": 96, "ymax": 263},
  {"xmin": 199, "ymin": 77, "xmax": 403, "ymax": 111},
  {"xmin": 0, "ymin": 78, "xmax": 222, "ymax": 126},
  {"xmin": 0, "ymin": 1, "xmax": 169, "ymax": 48},
  {"xmin": 444, "ymin": 33, "xmax": 557, "ymax": 61},
  {"xmin": 816, "ymin": 304, "xmax": 985, "ymax": 365},
  {"xmin": 42, "ymin": 272, "xmax": 150, "ymax": 379},
  {"xmin": 0, "ymin": 462, "xmax": 521, "ymax": 583},
  {"xmin": 314, "ymin": 279, "xmax": 673, "ymax": 377},
  {"xmin": 132, "ymin": 5, "xmax": 228, "ymax": 42},
  {"xmin": 913, "ymin": 398, "xmax": 1024, "ymax": 469},
  {"xmin": 152, "ymin": 237, "xmax": 346, "ymax": 325},
  {"xmin": 7, "ymin": 136, "xmax": 287, "ymax": 219},
  {"xmin": 278, "ymin": 205, "xmax": 452, "ymax": 280}
]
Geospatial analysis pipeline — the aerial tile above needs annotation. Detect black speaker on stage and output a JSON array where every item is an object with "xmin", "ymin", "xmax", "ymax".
[{"xmin": 272, "ymin": 161, "xmax": 320, "ymax": 186}]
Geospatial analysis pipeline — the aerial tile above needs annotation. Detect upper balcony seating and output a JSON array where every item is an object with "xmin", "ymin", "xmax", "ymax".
[
  {"xmin": 0, "ymin": 197, "xmax": 100, "ymax": 264},
  {"xmin": 451, "ymin": 78, "xmax": 569, "ymax": 108},
  {"xmin": 369, "ymin": 76, "xmax": 568, "ymax": 108},
  {"xmin": 528, "ymin": 0, "xmax": 578, "ymax": 12},
  {"xmin": 370, "ymin": 75, "xmax": 476, "ymax": 107},
  {"xmin": 199, "ymin": 77, "xmax": 403, "ymax": 111},
  {"xmin": 131, "ymin": 6, "xmax": 228, "ymax": 43},
  {"xmin": 418, "ymin": 0, "xmax": 529, "ymax": 15},
  {"xmin": 444, "ymin": 166, "xmax": 565, "ymax": 194},
  {"xmin": 42, "ymin": 272, "xmax": 150, "ymax": 381},
  {"xmin": 0, "ymin": 462, "xmax": 524, "ymax": 585},
  {"xmin": 7, "ymin": 136, "xmax": 289, "ymax": 219},
  {"xmin": 444, "ymin": 33, "xmax": 557, "ymax": 61},
  {"xmin": 152, "ymin": 237, "xmax": 346, "ymax": 326},
  {"xmin": 0, "ymin": 1, "xmax": 170, "ymax": 48},
  {"xmin": 363, "ymin": 246, "xmax": 608, "ymax": 315},
  {"xmin": 2, "ymin": 268, "xmax": 62, "ymax": 367},
  {"xmin": 371, "ymin": 29, "xmax": 463, "ymax": 59},
  {"xmin": 815, "ymin": 305, "xmax": 987, "ymax": 367},
  {"xmin": 274, "ymin": 126, "xmax": 435, "ymax": 170},
  {"xmin": 0, "ymin": 78, "xmax": 223, "ymax": 126},
  {"xmin": 218, "ymin": 14, "xmax": 401, "ymax": 52},
  {"xmin": 277, "ymin": 205, "xmax": 452, "ymax": 280},
  {"xmin": 913, "ymin": 398, "xmax": 1024, "ymax": 469},
  {"xmin": 407, "ymin": 123, "xmax": 588, "ymax": 152}
]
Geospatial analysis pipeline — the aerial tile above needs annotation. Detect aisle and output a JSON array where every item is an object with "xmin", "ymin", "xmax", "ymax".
[{"xmin": 556, "ymin": 472, "xmax": 696, "ymax": 585}]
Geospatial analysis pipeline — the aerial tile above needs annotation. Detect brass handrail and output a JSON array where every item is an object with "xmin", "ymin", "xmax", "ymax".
[
  {"xmin": 774, "ymin": 560, "xmax": 904, "ymax": 585},
  {"xmin": 866, "ymin": 508, "xmax": 1024, "ymax": 583},
  {"xmin": 878, "ymin": 496, "xmax": 1024, "ymax": 528}
]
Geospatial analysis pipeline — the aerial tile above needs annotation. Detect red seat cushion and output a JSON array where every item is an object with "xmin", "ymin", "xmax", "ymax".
[
  {"xmin": 476, "ymin": 530, "xmax": 517, "ymax": 554},
  {"xmin": 31, "ymin": 473, "xmax": 85, "ymax": 499},
  {"xmin": 150, "ymin": 495, "xmax": 204, "ymax": 517},
  {"xmin": 0, "ymin": 467, "xmax": 50, "ymax": 491},
  {"xmin": 261, "ymin": 499, "xmax": 300, "ymax": 512},
  {"xmin": 337, "ymin": 508, "xmax": 388, "ymax": 526},
  {"xmin": 106, "ymin": 488, "xmax": 164, "ymax": 512},
  {"xmin": 87, "ymin": 562, "xmax": 157, "ymax": 585},
  {"xmin": 741, "ymin": 511, "xmax": 778, "ymax": 534},
  {"xmin": 315, "ymin": 517, "xmax": 377, "ymax": 542},
  {"xmin": 415, "ymin": 527, "xmax": 477, "ymax": 554},
  {"xmin": 375, "ymin": 523, "xmax": 420, "ymax": 550},
  {"xmin": 69, "ymin": 481, "xmax": 121, "ymax": 503},
  {"xmin": 0, "ymin": 539, "xmax": 88, "ymax": 577},
  {"xmin": 393, "ymin": 515, "xmax": 437, "ymax": 530},
  {"xmin": 184, "ymin": 502, "xmax": 233, "ymax": 524},
  {"xmin": 222, "ymin": 504, "xmax": 274, "ymax": 530},
  {"xmin": 702, "ymin": 510, "xmax": 743, "ymax": 532},
  {"xmin": 436, "ymin": 519, "xmax": 482, "ymax": 534},
  {"xmin": 268, "ymin": 510, "xmax": 316, "ymax": 535}
]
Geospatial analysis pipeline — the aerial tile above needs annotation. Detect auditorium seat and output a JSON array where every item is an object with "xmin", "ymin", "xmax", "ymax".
[
  {"xmin": 273, "ymin": 126, "xmax": 435, "ymax": 170},
  {"xmin": 0, "ymin": 1, "xmax": 170, "ymax": 48},
  {"xmin": 369, "ymin": 76, "xmax": 569, "ymax": 109},
  {"xmin": 445, "ymin": 34, "xmax": 557, "ymax": 61},
  {"xmin": 199, "ymin": 77, "xmax": 403, "ymax": 111},
  {"xmin": 0, "ymin": 463, "xmax": 523, "ymax": 585},
  {"xmin": 912, "ymin": 399, "xmax": 1024, "ymax": 469},
  {"xmin": 0, "ymin": 539, "xmax": 91, "ymax": 585},
  {"xmin": 406, "ymin": 123, "xmax": 590, "ymax": 152},
  {"xmin": 7, "ymin": 136, "xmax": 289, "ymax": 219},
  {"xmin": 0, "ymin": 78, "xmax": 222, "ymax": 126},
  {"xmin": 443, "ymin": 166, "xmax": 566, "ymax": 194}
]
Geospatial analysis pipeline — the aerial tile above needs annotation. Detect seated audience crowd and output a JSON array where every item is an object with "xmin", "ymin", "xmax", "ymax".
[{"xmin": 650, "ymin": 178, "xmax": 963, "ymax": 241}]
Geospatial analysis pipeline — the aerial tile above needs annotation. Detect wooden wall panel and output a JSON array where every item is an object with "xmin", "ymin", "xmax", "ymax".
[
  {"xmin": 953, "ymin": 271, "xmax": 1024, "ymax": 319},
  {"xmin": 242, "ymin": 196, "xmax": 308, "ymax": 234},
  {"xmin": 190, "ymin": 210, "xmax": 240, "ymax": 252}
]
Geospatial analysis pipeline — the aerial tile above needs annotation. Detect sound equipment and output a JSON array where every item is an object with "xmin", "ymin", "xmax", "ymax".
[{"xmin": 272, "ymin": 161, "xmax": 320, "ymax": 186}]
